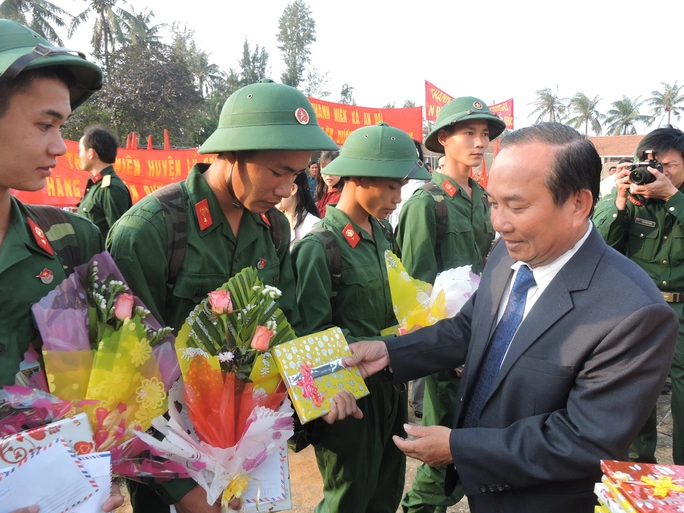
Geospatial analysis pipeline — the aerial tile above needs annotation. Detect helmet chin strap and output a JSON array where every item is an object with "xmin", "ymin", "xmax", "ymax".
[{"xmin": 227, "ymin": 162, "xmax": 244, "ymax": 209}]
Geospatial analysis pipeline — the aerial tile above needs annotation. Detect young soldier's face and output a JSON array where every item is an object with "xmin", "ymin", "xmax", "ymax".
[
  {"xmin": 439, "ymin": 120, "xmax": 490, "ymax": 168},
  {"xmin": 233, "ymin": 150, "xmax": 311, "ymax": 213},
  {"xmin": 0, "ymin": 77, "xmax": 70, "ymax": 193},
  {"xmin": 355, "ymin": 177, "xmax": 406, "ymax": 218}
]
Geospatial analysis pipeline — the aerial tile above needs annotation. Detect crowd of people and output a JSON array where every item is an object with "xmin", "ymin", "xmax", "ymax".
[{"xmin": 3, "ymin": 18, "xmax": 684, "ymax": 513}]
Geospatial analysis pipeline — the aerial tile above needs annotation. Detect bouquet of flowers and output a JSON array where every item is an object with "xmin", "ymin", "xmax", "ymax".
[
  {"xmin": 384, "ymin": 250, "xmax": 480, "ymax": 332},
  {"xmin": 21, "ymin": 251, "xmax": 184, "ymax": 478},
  {"xmin": 137, "ymin": 267, "xmax": 295, "ymax": 511}
]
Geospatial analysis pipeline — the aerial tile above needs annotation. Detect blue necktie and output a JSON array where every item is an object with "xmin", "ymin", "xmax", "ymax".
[{"xmin": 462, "ymin": 265, "xmax": 536, "ymax": 428}]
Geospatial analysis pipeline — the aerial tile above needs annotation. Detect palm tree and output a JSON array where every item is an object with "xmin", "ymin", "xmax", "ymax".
[
  {"xmin": 119, "ymin": 7, "xmax": 166, "ymax": 50},
  {"xmin": 0, "ymin": 0, "xmax": 73, "ymax": 45},
  {"xmin": 605, "ymin": 96, "xmax": 654, "ymax": 135},
  {"xmin": 649, "ymin": 82, "xmax": 684, "ymax": 127},
  {"xmin": 528, "ymin": 88, "xmax": 567, "ymax": 123},
  {"xmin": 567, "ymin": 93, "xmax": 604, "ymax": 135},
  {"xmin": 69, "ymin": 0, "xmax": 130, "ymax": 70}
]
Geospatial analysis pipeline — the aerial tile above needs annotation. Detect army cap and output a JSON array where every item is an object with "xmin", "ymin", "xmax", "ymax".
[
  {"xmin": 321, "ymin": 123, "xmax": 431, "ymax": 180},
  {"xmin": 425, "ymin": 96, "xmax": 506, "ymax": 153},
  {"xmin": 0, "ymin": 20, "xmax": 103, "ymax": 108},
  {"xmin": 199, "ymin": 79, "xmax": 338, "ymax": 154}
]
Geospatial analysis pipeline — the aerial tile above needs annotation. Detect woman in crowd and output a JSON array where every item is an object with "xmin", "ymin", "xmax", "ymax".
[
  {"xmin": 315, "ymin": 150, "xmax": 343, "ymax": 217},
  {"xmin": 278, "ymin": 171, "xmax": 321, "ymax": 250}
]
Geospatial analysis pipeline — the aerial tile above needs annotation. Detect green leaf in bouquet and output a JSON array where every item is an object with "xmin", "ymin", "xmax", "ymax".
[{"xmin": 181, "ymin": 299, "xmax": 226, "ymax": 355}]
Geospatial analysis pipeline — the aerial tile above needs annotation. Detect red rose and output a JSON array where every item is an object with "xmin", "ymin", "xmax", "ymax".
[
  {"xmin": 208, "ymin": 290, "xmax": 233, "ymax": 316},
  {"xmin": 251, "ymin": 326, "xmax": 274, "ymax": 351}
]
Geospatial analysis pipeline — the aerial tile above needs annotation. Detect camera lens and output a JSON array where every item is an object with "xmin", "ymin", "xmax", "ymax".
[{"xmin": 631, "ymin": 171, "xmax": 645, "ymax": 183}]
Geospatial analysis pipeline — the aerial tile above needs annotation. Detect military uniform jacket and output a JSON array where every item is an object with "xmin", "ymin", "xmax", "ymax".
[
  {"xmin": 108, "ymin": 163, "xmax": 299, "ymax": 334},
  {"xmin": 0, "ymin": 197, "xmax": 103, "ymax": 386},
  {"xmin": 593, "ymin": 188, "xmax": 684, "ymax": 294},
  {"xmin": 397, "ymin": 172, "xmax": 493, "ymax": 284},
  {"xmin": 78, "ymin": 165, "xmax": 132, "ymax": 242},
  {"xmin": 292, "ymin": 206, "xmax": 397, "ymax": 340}
]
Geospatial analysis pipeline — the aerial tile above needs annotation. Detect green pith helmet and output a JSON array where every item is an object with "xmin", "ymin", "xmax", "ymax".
[
  {"xmin": 321, "ymin": 123, "xmax": 431, "ymax": 180},
  {"xmin": 199, "ymin": 79, "xmax": 338, "ymax": 154},
  {"xmin": 0, "ymin": 19, "xmax": 103, "ymax": 108},
  {"xmin": 425, "ymin": 96, "xmax": 506, "ymax": 153}
]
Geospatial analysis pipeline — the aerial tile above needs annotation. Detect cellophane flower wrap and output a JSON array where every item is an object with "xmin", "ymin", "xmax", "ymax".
[
  {"xmin": 28, "ymin": 251, "xmax": 184, "ymax": 479},
  {"xmin": 385, "ymin": 250, "xmax": 481, "ymax": 330},
  {"xmin": 136, "ymin": 267, "xmax": 295, "ymax": 510}
]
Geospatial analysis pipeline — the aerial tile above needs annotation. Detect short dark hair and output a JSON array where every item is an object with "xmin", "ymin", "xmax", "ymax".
[
  {"xmin": 308, "ymin": 160, "xmax": 319, "ymax": 168},
  {"xmin": 637, "ymin": 127, "xmax": 684, "ymax": 162},
  {"xmin": 0, "ymin": 67, "xmax": 76, "ymax": 118},
  {"xmin": 82, "ymin": 126, "xmax": 118, "ymax": 164},
  {"xmin": 501, "ymin": 122, "xmax": 601, "ymax": 215}
]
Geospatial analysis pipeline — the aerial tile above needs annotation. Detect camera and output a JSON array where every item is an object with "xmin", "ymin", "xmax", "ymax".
[{"xmin": 628, "ymin": 159, "xmax": 663, "ymax": 185}]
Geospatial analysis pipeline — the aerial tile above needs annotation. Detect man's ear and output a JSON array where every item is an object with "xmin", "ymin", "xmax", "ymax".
[
  {"xmin": 572, "ymin": 189, "xmax": 594, "ymax": 225},
  {"xmin": 437, "ymin": 129, "xmax": 450, "ymax": 147}
]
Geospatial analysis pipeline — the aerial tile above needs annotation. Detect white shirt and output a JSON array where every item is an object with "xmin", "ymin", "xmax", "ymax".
[
  {"xmin": 496, "ymin": 223, "xmax": 593, "ymax": 364},
  {"xmin": 289, "ymin": 211, "xmax": 321, "ymax": 251},
  {"xmin": 599, "ymin": 175, "xmax": 616, "ymax": 199},
  {"xmin": 388, "ymin": 179, "xmax": 428, "ymax": 228}
]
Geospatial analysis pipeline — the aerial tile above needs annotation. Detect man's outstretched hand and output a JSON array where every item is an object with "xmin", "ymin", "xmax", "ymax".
[{"xmin": 343, "ymin": 340, "xmax": 390, "ymax": 378}]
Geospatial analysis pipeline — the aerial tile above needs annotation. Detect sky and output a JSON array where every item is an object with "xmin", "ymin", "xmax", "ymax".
[{"xmin": 52, "ymin": 0, "xmax": 684, "ymax": 134}]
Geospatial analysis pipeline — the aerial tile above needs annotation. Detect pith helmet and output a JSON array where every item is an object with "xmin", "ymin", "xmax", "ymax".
[
  {"xmin": 0, "ymin": 20, "xmax": 103, "ymax": 108},
  {"xmin": 321, "ymin": 123, "xmax": 431, "ymax": 180},
  {"xmin": 199, "ymin": 79, "xmax": 338, "ymax": 154},
  {"xmin": 425, "ymin": 96, "xmax": 506, "ymax": 153}
]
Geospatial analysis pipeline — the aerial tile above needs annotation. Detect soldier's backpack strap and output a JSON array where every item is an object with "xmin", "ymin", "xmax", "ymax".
[
  {"xmin": 264, "ymin": 207, "xmax": 283, "ymax": 251},
  {"xmin": 419, "ymin": 181, "xmax": 448, "ymax": 240},
  {"xmin": 24, "ymin": 205, "xmax": 82, "ymax": 275},
  {"xmin": 376, "ymin": 217, "xmax": 396, "ymax": 254},
  {"xmin": 149, "ymin": 183, "xmax": 187, "ymax": 287},
  {"xmin": 308, "ymin": 227, "xmax": 342, "ymax": 307}
]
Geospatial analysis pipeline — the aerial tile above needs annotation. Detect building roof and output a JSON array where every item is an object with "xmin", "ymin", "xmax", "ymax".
[{"xmin": 588, "ymin": 135, "xmax": 644, "ymax": 158}]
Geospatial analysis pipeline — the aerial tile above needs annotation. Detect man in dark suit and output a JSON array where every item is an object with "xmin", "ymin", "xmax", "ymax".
[{"xmin": 345, "ymin": 123, "xmax": 679, "ymax": 513}]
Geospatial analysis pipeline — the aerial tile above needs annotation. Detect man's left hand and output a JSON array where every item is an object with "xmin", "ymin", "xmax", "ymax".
[
  {"xmin": 630, "ymin": 166, "xmax": 679, "ymax": 202},
  {"xmin": 393, "ymin": 424, "xmax": 453, "ymax": 467},
  {"xmin": 103, "ymin": 482, "xmax": 125, "ymax": 512}
]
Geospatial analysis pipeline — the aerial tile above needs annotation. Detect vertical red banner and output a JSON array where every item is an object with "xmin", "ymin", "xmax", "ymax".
[
  {"xmin": 424, "ymin": 80, "xmax": 454, "ymax": 122},
  {"xmin": 489, "ymin": 99, "xmax": 514, "ymax": 130}
]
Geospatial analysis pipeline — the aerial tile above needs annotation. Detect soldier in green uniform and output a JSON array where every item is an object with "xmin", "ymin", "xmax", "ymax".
[
  {"xmin": 108, "ymin": 79, "xmax": 361, "ymax": 513},
  {"xmin": 593, "ymin": 127, "xmax": 684, "ymax": 465},
  {"xmin": 0, "ymin": 19, "xmax": 123, "ymax": 512},
  {"xmin": 291, "ymin": 123, "xmax": 431, "ymax": 513},
  {"xmin": 77, "ymin": 126, "xmax": 132, "ymax": 241},
  {"xmin": 396, "ymin": 97, "xmax": 506, "ymax": 513}
]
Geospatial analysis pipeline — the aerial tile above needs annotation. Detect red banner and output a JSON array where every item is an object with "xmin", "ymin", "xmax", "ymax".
[
  {"xmin": 308, "ymin": 98, "xmax": 423, "ymax": 145},
  {"xmin": 424, "ymin": 80, "xmax": 454, "ymax": 122},
  {"xmin": 12, "ymin": 140, "xmax": 215, "ymax": 207},
  {"xmin": 489, "ymin": 99, "xmax": 514, "ymax": 130}
]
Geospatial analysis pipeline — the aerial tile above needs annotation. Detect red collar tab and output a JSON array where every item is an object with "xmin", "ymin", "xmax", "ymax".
[
  {"xmin": 342, "ymin": 223, "xmax": 360, "ymax": 249},
  {"xmin": 91, "ymin": 172, "xmax": 103, "ymax": 184},
  {"xmin": 195, "ymin": 199, "xmax": 213, "ymax": 231},
  {"xmin": 27, "ymin": 218, "xmax": 54, "ymax": 256},
  {"xmin": 442, "ymin": 180, "xmax": 457, "ymax": 198},
  {"xmin": 260, "ymin": 212, "xmax": 271, "ymax": 226}
]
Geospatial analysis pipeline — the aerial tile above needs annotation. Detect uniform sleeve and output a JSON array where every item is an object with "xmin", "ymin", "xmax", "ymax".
[
  {"xmin": 101, "ymin": 185, "xmax": 132, "ymax": 234},
  {"xmin": 396, "ymin": 191, "xmax": 439, "ymax": 283},
  {"xmin": 275, "ymin": 213, "xmax": 301, "ymax": 334},
  {"xmin": 664, "ymin": 190, "xmax": 684, "ymax": 225},
  {"xmin": 592, "ymin": 194, "xmax": 630, "ymax": 252},
  {"xmin": 107, "ymin": 206, "xmax": 169, "ymax": 326},
  {"xmin": 291, "ymin": 236, "xmax": 340, "ymax": 337}
]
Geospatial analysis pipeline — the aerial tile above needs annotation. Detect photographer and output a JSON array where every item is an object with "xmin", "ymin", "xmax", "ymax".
[{"xmin": 593, "ymin": 127, "xmax": 684, "ymax": 465}]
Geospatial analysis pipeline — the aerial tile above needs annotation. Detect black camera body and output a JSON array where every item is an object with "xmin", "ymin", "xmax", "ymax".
[{"xmin": 628, "ymin": 159, "xmax": 663, "ymax": 185}]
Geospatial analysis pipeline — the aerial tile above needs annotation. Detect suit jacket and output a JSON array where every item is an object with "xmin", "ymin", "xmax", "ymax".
[{"xmin": 389, "ymin": 227, "xmax": 679, "ymax": 513}]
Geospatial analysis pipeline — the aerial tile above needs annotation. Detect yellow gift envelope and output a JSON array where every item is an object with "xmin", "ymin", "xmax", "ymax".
[{"xmin": 271, "ymin": 327, "xmax": 369, "ymax": 424}]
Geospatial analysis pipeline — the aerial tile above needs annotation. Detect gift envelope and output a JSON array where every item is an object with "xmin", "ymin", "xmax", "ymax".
[
  {"xmin": 271, "ymin": 327, "xmax": 369, "ymax": 424},
  {"xmin": 0, "ymin": 412, "xmax": 95, "ymax": 468}
]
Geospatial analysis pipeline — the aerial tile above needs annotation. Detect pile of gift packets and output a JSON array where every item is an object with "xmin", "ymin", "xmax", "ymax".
[{"xmin": 596, "ymin": 460, "xmax": 684, "ymax": 512}]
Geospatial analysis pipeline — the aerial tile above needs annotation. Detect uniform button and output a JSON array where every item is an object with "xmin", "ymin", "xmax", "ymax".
[
  {"xmin": 612, "ymin": 213, "xmax": 618, "ymax": 218},
  {"xmin": 488, "ymin": 485, "xmax": 496, "ymax": 493},
  {"xmin": 497, "ymin": 485, "xmax": 505, "ymax": 492},
  {"xmin": 670, "ymin": 207, "xmax": 675, "ymax": 212},
  {"xmin": 640, "ymin": 233, "xmax": 644, "ymax": 238},
  {"xmin": 480, "ymin": 486, "xmax": 487, "ymax": 493},
  {"xmin": 663, "ymin": 260, "xmax": 668, "ymax": 265},
  {"xmin": 460, "ymin": 396, "xmax": 464, "ymax": 402},
  {"xmin": 663, "ymin": 281, "xmax": 668, "ymax": 286},
  {"xmin": 82, "ymin": 207, "xmax": 87, "ymax": 211},
  {"xmin": 664, "ymin": 236, "xmax": 669, "ymax": 240},
  {"xmin": 194, "ymin": 287, "xmax": 203, "ymax": 297},
  {"xmin": 0, "ymin": 343, "xmax": 4, "ymax": 355}
]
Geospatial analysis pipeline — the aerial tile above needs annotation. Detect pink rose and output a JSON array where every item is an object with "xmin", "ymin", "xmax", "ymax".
[
  {"xmin": 114, "ymin": 293, "xmax": 134, "ymax": 321},
  {"xmin": 208, "ymin": 290, "xmax": 233, "ymax": 316},
  {"xmin": 251, "ymin": 326, "xmax": 274, "ymax": 351}
]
